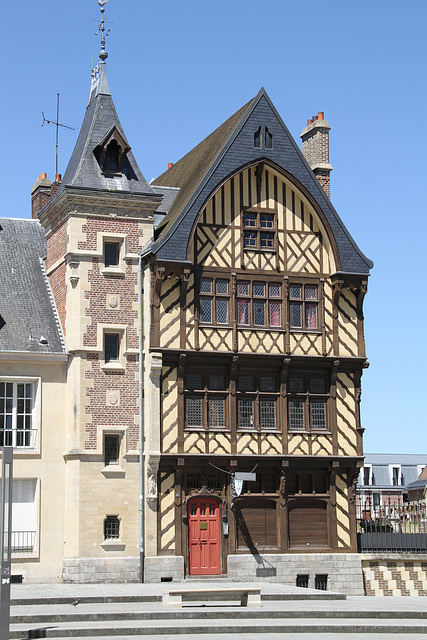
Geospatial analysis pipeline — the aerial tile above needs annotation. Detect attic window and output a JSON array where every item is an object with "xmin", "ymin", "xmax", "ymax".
[
  {"xmin": 95, "ymin": 126, "xmax": 131, "ymax": 176},
  {"xmin": 104, "ymin": 140, "xmax": 120, "ymax": 173},
  {"xmin": 254, "ymin": 126, "xmax": 273, "ymax": 149}
]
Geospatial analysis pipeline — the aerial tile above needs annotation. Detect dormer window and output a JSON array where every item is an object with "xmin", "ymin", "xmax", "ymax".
[
  {"xmin": 94, "ymin": 125, "xmax": 131, "ymax": 176},
  {"xmin": 104, "ymin": 140, "xmax": 120, "ymax": 173}
]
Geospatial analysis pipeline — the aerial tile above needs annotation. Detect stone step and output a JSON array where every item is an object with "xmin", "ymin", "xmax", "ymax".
[
  {"xmin": 10, "ymin": 617, "xmax": 427, "ymax": 638},
  {"xmin": 10, "ymin": 605, "xmax": 427, "ymax": 625}
]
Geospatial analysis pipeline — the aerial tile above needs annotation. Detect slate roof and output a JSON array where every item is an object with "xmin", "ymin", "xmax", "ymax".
[
  {"xmin": 148, "ymin": 88, "xmax": 373, "ymax": 275},
  {"xmin": 0, "ymin": 218, "xmax": 65, "ymax": 354},
  {"xmin": 46, "ymin": 62, "xmax": 157, "ymax": 203},
  {"xmin": 358, "ymin": 454, "xmax": 427, "ymax": 489}
]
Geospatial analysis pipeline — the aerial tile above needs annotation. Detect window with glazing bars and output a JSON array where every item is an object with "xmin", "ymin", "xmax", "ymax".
[
  {"xmin": 243, "ymin": 210, "xmax": 276, "ymax": 250},
  {"xmin": 200, "ymin": 278, "xmax": 229, "ymax": 324},
  {"xmin": 104, "ymin": 516, "xmax": 120, "ymax": 540},
  {"xmin": 237, "ymin": 280, "xmax": 282, "ymax": 327},
  {"xmin": 288, "ymin": 376, "xmax": 328, "ymax": 431},
  {"xmin": 185, "ymin": 373, "xmax": 227, "ymax": 429},
  {"xmin": 0, "ymin": 381, "xmax": 34, "ymax": 447},
  {"xmin": 237, "ymin": 375, "xmax": 278, "ymax": 430},
  {"xmin": 289, "ymin": 284, "xmax": 319, "ymax": 329}
]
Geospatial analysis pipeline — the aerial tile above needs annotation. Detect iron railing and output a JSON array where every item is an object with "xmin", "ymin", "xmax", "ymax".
[
  {"xmin": 356, "ymin": 494, "xmax": 427, "ymax": 553},
  {"xmin": 11, "ymin": 531, "xmax": 36, "ymax": 553}
]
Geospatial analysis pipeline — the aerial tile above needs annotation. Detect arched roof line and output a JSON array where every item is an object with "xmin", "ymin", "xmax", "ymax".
[{"xmin": 186, "ymin": 158, "xmax": 342, "ymax": 272}]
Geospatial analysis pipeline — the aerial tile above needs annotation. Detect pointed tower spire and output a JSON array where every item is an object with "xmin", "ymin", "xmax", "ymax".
[{"xmin": 89, "ymin": 0, "xmax": 111, "ymax": 103}]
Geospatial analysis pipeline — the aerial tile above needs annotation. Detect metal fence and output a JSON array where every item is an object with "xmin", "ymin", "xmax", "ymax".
[{"xmin": 356, "ymin": 494, "xmax": 427, "ymax": 553}]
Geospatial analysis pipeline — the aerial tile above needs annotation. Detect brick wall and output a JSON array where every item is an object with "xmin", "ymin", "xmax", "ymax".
[{"xmin": 362, "ymin": 555, "xmax": 427, "ymax": 596}]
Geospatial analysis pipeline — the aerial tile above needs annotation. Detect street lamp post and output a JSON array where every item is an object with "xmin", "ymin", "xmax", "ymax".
[{"xmin": 0, "ymin": 446, "xmax": 13, "ymax": 639}]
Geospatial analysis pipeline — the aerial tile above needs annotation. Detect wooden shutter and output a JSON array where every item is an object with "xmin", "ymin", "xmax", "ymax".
[
  {"xmin": 288, "ymin": 499, "xmax": 328, "ymax": 547},
  {"xmin": 236, "ymin": 498, "xmax": 277, "ymax": 549}
]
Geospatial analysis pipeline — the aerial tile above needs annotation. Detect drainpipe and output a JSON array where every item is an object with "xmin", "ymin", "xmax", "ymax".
[{"xmin": 138, "ymin": 253, "xmax": 144, "ymax": 582}]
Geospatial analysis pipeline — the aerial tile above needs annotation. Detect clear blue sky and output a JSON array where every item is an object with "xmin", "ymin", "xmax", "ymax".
[{"xmin": 2, "ymin": 0, "xmax": 426, "ymax": 453}]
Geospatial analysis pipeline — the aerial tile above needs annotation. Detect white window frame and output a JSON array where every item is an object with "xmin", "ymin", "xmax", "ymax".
[
  {"xmin": 0, "ymin": 378, "xmax": 41, "ymax": 452},
  {"xmin": 389, "ymin": 464, "xmax": 402, "ymax": 486},
  {"xmin": 360, "ymin": 464, "xmax": 373, "ymax": 486},
  {"xmin": 0, "ymin": 477, "xmax": 40, "ymax": 558}
]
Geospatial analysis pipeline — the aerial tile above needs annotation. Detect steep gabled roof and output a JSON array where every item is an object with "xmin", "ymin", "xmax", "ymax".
[
  {"xmin": 53, "ymin": 62, "xmax": 155, "ymax": 199},
  {"xmin": 149, "ymin": 88, "xmax": 372, "ymax": 274},
  {"xmin": 0, "ymin": 218, "xmax": 66, "ymax": 354}
]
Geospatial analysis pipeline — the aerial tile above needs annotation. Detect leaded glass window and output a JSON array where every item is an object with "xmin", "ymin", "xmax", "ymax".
[
  {"xmin": 310, "ymin": 399, "xmax": 326, "ymax": 430},
  {"xmin": 243, "ymin": 210, "xmax": 276, "ymax": 250},
  {"xmin": 200, "ymin": 277, "xmax": 229, "ymax": 325},
  {"xmin": 260, "ymin": 399, "xmax": 276, "ymax": 429},
  {"xmin": 288, "ymin": 376, "xmax": 328, "ymax": 432},
  {"xmin": 239, "ymin": 399, "xmax": 254, "ymax": 428},
  {"xmin": 289, "ymin": 399, "xmax": 304, "ymax": 430},
  {"xmin": 209, "ymin": 397, "xmax": 225, "ymax": 427},
  {"xmin": 290, "ymin": 283, "xmax": 319, "ymax": 330},
  {"xmin": 187, "ymin": 397, "xmax": 202, "ymax": 427}
]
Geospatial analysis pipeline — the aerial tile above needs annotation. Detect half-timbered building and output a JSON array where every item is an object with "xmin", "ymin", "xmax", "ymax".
[
  {"xmin": 5, "ymin": 14, "xmax": 371, "ymax": 589},
  {"xmin": 141, "ymin": 89, "xmax": 372, "ymax": 588}
]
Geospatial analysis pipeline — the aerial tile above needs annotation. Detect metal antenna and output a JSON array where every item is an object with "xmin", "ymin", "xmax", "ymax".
[{"xmin": 41, "ymin": 94, "xmax": 75, "ymax": 176}]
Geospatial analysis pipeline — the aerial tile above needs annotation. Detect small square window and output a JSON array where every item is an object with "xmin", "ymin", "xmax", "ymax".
[
  {"xmin": 239, "ymin": 376, "xmax": 254, "ymax": 391},
  {"xmin": 216, "ymin": 280, "xmax": 228, "ymax": 295},
  {"xmin": 260, "ymin": 377, "xmax": 275, "ymax": 392},
  {"xmin": 200, "ymin": 279, "xmax": 213, "ymax": 294},
  {"xmin": 253, "ymin": 282, "xmax": 266, "ymax": 297},
  {"xmin": 208, "ymin": 375, "xmax": 225, "ymax": 390}
]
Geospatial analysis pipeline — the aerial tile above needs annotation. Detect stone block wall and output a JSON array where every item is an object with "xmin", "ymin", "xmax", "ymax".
[
  {"xmin": 227, "ymin": 553, "xmax": 364, "ymax": 596},
  {"xmin": 144, "ymin": 556, "xmax": 185, "ymax": 583},
  {"xmin": 63, "ymin": 557, "xmax": 140, "ymax": 583}
]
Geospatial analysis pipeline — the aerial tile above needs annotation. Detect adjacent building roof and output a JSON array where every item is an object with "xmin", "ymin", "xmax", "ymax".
[
  {"xmin": 148, "ymin": 88, "xmax": 373, "ymax": 275},
  {"xmin": 0, "ymin": 218, "xmax": 65, "ymax": 354},
  {"xmin": 358, "ymin": 454, "xmax": 427, "ymax": 489}
]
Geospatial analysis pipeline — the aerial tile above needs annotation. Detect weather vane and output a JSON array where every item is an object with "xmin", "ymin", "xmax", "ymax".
[{"xmin": 96, "ymin": 0, "xmax": 111, "ymax": 61}]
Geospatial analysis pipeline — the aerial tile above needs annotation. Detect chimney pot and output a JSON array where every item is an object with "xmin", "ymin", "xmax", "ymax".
[
  {"xmin": 318, "ymin": 112, "xmax": 324, "ymax": 120},
  {"xmin": 168, "ymin": 162, "xmax": 174, "ymax": 170},
  {"xmin": 55, "ymin": 174, "xmax": 62, "ymax": 182},
  {"xmin": 41, "ymin": 172, "xmax": 47, "ymax": 179},
  {"xmin": 313, "ymin": 115, "xmax": 318, "ymax": 121},
  {"xmin": 307, "ymin": 119, "xmax": 313, "ymax": 126}
]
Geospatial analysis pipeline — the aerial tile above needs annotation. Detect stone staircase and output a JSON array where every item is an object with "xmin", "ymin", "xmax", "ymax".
[{"xmin": 9, "ymin": 583, "xmax": 427, "ymax": 639}]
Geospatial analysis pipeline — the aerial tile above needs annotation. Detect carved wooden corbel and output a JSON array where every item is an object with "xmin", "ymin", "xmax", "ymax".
[{"xmin": 177, "ymin": 353, "xmax": 187, "ymax": 395}]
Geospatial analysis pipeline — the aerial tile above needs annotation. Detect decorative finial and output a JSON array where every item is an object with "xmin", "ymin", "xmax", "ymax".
[{"xmin": 97, "ymin": 0, "xmax": 110, "ymax": 61}]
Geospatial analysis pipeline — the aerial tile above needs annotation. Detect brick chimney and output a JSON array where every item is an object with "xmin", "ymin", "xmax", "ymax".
[
  {"xmin": 31, "ymin": 173, "xmax": 62, "ymax": 218},
  {"xmin": 300, "ymin": 112, "xmax": 333, "ymax": 198}
]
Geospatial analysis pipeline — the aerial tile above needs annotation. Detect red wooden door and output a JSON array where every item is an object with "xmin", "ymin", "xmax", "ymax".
[{"xmin": 188, "ymin": 497, "xmax": 221, "ymax": 575}]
